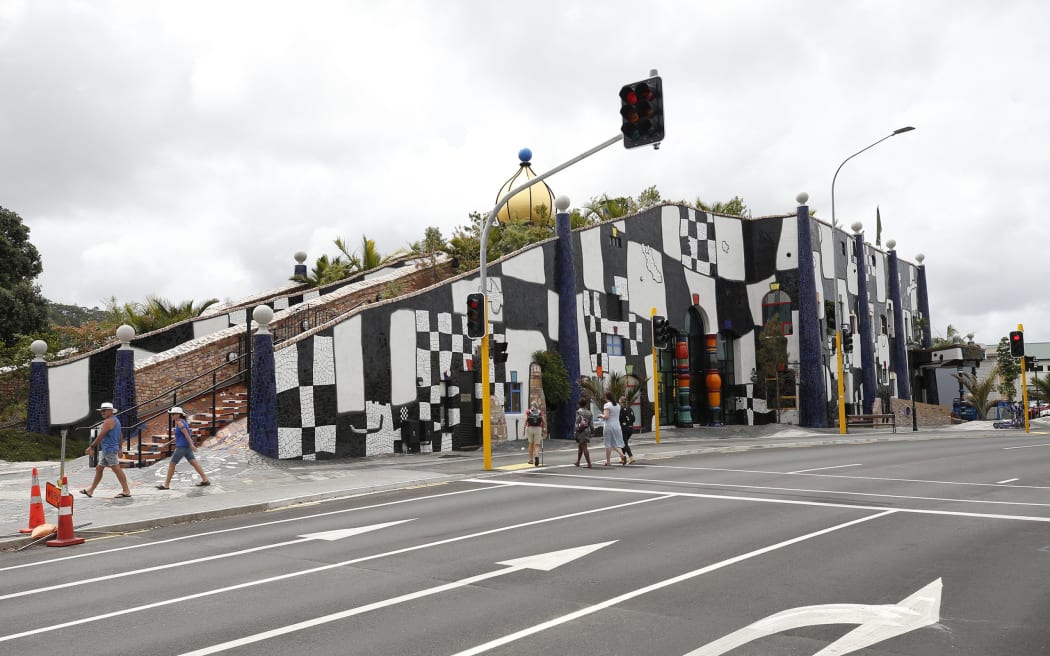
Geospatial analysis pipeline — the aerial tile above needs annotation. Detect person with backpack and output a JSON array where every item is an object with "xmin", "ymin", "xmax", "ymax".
[
  {"xmin": 619, "ymin": 396, "xmax": 636, "ymax": 465},
  {"xmin": 573, "ymin": 397, "xmax": 593, "ymax": 468},
  {"xmin": 523, "ymin": 401, "xmax": 545, "ymax": 466}
]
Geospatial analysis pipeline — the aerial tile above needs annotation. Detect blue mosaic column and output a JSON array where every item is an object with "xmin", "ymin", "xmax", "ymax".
[
  {"xmin": 886, "ymin": 242, "xmax": 910, "ymax": 399},
  {"xmin": 916, "ymin": 254, "xmax": 938, "ymax": 404},
  {"xmin": 554, "ymin": 196, "xmax": 580, "ymax": 439},
  {"xmin": 795, "ymin": 195, "xmax": 828, "ymax": 427},
  {"xmin": 853, "ymin": 229, "xmax": 877, "ymax": 415},
  {"xmin": 26, "ymin": 340, "xmax": 49, "ymax": 435},
  {"xmin": 113, "ymin": 324, "xmax": 139, "ymax": 446},
  {"xmin": 293, "ymin": 251, "xmax": 308, "ymax": 279},
  {"xmin": 249, "ymin": 305, "xmax": 279, "ymax": 457}
]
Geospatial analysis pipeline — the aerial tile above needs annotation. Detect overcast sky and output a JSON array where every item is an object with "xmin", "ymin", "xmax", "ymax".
[{"xmin": 2, "ymin": 0, "xmax": 1048, "ymax": 344}]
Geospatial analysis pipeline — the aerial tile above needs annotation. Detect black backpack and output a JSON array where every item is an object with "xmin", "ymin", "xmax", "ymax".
[{"xmin": 526, "ymin": 409, "xmax": 543, "ymax": 426}]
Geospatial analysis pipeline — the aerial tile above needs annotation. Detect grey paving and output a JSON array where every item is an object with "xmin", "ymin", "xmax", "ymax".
[{"xmin": 3, "ymin": 418, "xmax": 1046, "ymax": 550}]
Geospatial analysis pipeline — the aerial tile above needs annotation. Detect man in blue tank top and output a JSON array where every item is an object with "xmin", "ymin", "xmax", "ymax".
[{"xmin": 81, "ymin": 402, "xmax": 132, "ymax": 498}]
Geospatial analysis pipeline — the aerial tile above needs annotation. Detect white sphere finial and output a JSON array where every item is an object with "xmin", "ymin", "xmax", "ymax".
[
  {"xmin": 115, "ymin": 324, "xmax": 135, "ymax": 346},
  {"xmin": 294, "ymin": 251, "xmax": 307, "ymax": 264},
  {"xmin": 253, "ymin": 305, "xmax": 275, "ymax": 334},
  {"xmin": 915, "ymin": 253, "xmax": 925, "ymax": 264},
  {"xmin": 554, "ymin": 195, "xmax": 570, "ymax": 212},
  {"xmin": 795, "ymin": 192, "xmax": 809, "ymax": 205},
  {"xmin": 886, "ymin": 239, "xmax": 897, "ymax": 250},
  {"xmin": 30, "ymin": 339, "xmax": 47, "ymax": 361},
  {"xmin": 850, "ymin": 221, "xmax": 863, "ymax": 234}
]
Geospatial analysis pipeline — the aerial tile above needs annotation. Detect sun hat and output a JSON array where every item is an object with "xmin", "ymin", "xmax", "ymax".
[
  {"xmin": 97, "ymin": 402, "xmax": 117, "ymax": 412},
  {"xmin": 169, "ymin": 406, "xmax": 185, "ymax": 416}
]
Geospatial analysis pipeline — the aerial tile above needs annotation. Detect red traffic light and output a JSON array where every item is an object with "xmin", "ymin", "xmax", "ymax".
[
  {"xmin": 1010, "ymin": 330, "xmax": 1025, "ymax": 357},
  {"xmin": 619, "ymin": 76, "xmax": 664, "ymax": 149}
]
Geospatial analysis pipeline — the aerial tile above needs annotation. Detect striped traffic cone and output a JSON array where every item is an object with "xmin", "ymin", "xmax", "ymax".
[
  {"xmin": 46, "ymin": 477, "xmax": 84, "ymax": 547},
  {"xmin": 19, "ymin": 468, "xmax": 47, "ymax": 535}
]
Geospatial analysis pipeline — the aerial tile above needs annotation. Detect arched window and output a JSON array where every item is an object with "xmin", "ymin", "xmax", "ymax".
[{"xmin": 761, "ymin": 290, "xmax": 793, "ymax": 335}]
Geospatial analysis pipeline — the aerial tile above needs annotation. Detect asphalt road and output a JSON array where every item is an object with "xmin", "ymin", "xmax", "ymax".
[{"xmin": 2, "ymin": 433, "xmax": 1049, "ymax": 655}]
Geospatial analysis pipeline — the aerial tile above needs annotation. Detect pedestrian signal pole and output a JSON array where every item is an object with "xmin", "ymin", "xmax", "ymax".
[
  {"xmin": 651, "ymin": 308, "xmax": 662, "ymax": 444},
  {"xmin": 1017, "ymin": 324, "xmax": 1030, "ymax": 433}
]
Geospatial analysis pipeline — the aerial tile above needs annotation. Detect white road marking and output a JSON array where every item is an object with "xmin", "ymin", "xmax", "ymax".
[
  {"xmin": 687, "ymin": 579, "xmax": 941, "ymax": 655},
  {"xmin": 480, "ymin": 478, "xmax": 1050, "ymax": 523},
  {"xmin": 788, "ymin": 463, "xmax": 863, "ymax": 474},
  {"xmin": 526, "ymin": 470, "xmax": 1050, "ymax": 510},
  {"xmin": 176, "ymin": 542, "xmax": 616, "ymax": 656},
  {"xmin": 1003, "ymin": 443, "xmax": 1050, "ymax": 450},
  {"xmin": 0, "ymin": 484, "xmax": 494, "ymax": 573},
  {"xmin": 996, "ymin": 478, "xmax": 1019, "ymax": 484},
  {"xmin": 0, "ymin": 494, "xmax": 669, "ymax": 644},
  {"xmin": 633, "ymin": 463, "xmax": 1050, "ymax": 491},
  {"xmin": 448, "ymin": 511, "xmax": 896, "ymax": 656},
  {"xmin": 0, "ymin": 520, "xmax": 414, "ymax": 601}
]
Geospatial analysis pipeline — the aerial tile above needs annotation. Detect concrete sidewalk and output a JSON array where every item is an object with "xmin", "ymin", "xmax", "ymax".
[{"xmin": 0, "ymin": 419, "xmax": 1026, "ymax": 551}]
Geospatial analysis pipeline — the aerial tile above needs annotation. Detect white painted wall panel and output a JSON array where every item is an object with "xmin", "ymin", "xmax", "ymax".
[
  {"xmin": 390, "ymin": 309, "xmax": 416, "ymax": 405},
  {"xmin": 580, "ymin": 228, "xmax": 604, "ymax": 293},
  {"xmin": 714, "ymin": 215, "xmax": 745, "ymax": 281},
  {"xmin": 776, "ymin": 216, "xmax": 799, "ymax": 271},
  {"xmin": 193, "ymin": 315, "xmax": 229, "ymax": 341},
  {"xmin": 627, "ymin": 240, "xmax": 666, "ymax": 318},
  {"xmin": 818, "ymin": 223, "xmax": 835, "ymax": 280},
  {"xmin": 683, "ymin": 268, "xmax": 718, "ymax": 330},
  {"xmin": 660, "ymin": 205, "xmax": 682, "ymax": 260},
  {"xmin": 334, "ymin": 315, "xmax": 363, "ymax": 412},
  {"xmin": 502, "ymin": 246, "xmax": 545, "ymax": 283}
]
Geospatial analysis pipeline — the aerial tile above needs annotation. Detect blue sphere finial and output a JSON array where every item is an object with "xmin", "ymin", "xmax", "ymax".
[{"xmin": 518, "ymin": 148, "xmax": 532, "ymax": 163}]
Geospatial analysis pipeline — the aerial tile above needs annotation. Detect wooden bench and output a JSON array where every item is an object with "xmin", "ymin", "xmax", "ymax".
[{"xmin": 846, "ymin": 413, "xmax": 896, "ymax": 433}]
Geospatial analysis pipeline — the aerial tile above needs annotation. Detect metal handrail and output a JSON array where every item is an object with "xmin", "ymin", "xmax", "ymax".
[{"xmin": 81, "ymin": 352, "xmax": 249, "ymax": 467}]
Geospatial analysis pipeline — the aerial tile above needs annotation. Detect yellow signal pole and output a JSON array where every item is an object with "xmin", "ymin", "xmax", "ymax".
[
  {"xmin": 651, "ymin": 307, "xmax": 661, "ymax": 444},
  {"xmin": 481, "ymin": 302, "xmax": 492, "ymax": 470},
  {"xmin": 836, "ymin": 330, "xmax": 847, "ymax": 434}
]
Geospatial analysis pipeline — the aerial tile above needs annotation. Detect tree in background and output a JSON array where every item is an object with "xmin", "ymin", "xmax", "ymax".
[
  {"xmin": 755, "ymin": 317, "xmax": 789, "ymax": 403},
  {"xmin": 0, "ymin": 206, "xmax": 48, "ymax": 347},
  {"xmin": 531, "ymin": 350, "xmax": 570, "ymax": 410},
  {"xmin": 696, "ymin": 196, "xmax": 752, "ymax": 218},
  {"xmin": 952, "ymin": 365, "xmax": 1000, "ymax": 419},
  {"xmin": 996, "ymin": 335, "xmax": 1021, "ymax": 401},
  {"xmin": 408, "ymin": 226, "xmax": 447, "ymax": 283}
]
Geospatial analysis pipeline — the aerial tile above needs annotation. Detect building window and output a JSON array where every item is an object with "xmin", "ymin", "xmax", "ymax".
[
  {"xmin": 761, "ymin": 290, "xmax": 792, "ymax": 335},
  {"xmin": 605, "ymin": 334, "xmax": 624, "ymax": 357},
  {"xmin": 607, "ymin": 294, "xmax": 624, "ymax": 321},
  {"xmin": 840, "ymin": 241, "xmax": 846, "ymax": 257},
  {"xmin": 504, "ymin": 382, "xmax": 522, "ymax": 414},
  {"xmin": 880, "ymin": 315, "xmax": 889, "ymax": 335}
]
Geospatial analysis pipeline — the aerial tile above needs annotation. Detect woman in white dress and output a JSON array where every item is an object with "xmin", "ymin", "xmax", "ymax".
[{"xmin": 602, "ymin": 391, "xmax": 628, "ymax": 466}]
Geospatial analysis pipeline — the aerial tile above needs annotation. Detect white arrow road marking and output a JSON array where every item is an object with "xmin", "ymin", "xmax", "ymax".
[
  {"xmin": 175, "ymin": 542, "xmax": 616, "ymax": 656},
  {"xmin": 788, "ymin": 464, "xmax": 863, "ymax": 474},
  {"xmin": 449, "ymin": 510, "xmax": 895, "ymax": 656},
  {"xmin": 0, "ymin": 494, "xmax": 666, "ymax": 644},
  {"xmin": 686, "ymin": 579, "xmax": 942, "ymax": 656},
  {"xmin": 0, "ymin": 520, "xmax": 415, "ymax": 602}
]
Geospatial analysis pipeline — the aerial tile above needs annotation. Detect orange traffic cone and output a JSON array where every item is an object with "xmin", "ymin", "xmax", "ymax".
[
  {"xmin": 46, "ymin": 477, "xmax": 84, "ymax": 547},
  {"xmin": 19, "ymin": 468, "xmax": 47, "ymax": 534}
]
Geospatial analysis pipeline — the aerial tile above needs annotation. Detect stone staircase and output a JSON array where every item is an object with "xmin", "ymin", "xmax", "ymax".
[{"xmin": 119, "ymin": 385, "xmax": 248, "ymax": 468}]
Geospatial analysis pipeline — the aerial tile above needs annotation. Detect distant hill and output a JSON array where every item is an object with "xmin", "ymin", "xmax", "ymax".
[{"xmin": 46, "ymin": 301, "xmax": 111, "ymax": 327}]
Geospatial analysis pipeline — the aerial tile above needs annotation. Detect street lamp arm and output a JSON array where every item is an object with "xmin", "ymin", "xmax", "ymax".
[{"xmin": 831, "ymin": 132, "xmax": 895, "ymax": 226}]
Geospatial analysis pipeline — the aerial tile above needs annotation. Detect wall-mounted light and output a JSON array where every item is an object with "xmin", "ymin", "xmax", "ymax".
[
  {"xmin": 300, "ymin": 319, "xmax": 310, "ymax": 331},
  {"xmin": 227, "ymin": 352, "xmax": 239, "ymax": 363}
]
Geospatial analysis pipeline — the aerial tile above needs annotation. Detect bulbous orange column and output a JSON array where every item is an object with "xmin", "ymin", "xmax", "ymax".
[{"xmin": 705, "ymin": 334, "xmax": 723, "ymax": 426}]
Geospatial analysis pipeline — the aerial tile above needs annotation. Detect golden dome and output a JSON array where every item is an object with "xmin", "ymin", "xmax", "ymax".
[{"xmin": 495, "ymin": 148, "xmax": 556, "ymax": 226}]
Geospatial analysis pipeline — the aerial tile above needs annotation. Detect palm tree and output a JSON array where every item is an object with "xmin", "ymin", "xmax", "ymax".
[
  {"xmin": 695, "ymin": 196, "xmax": 751, "ymax": 218},
  {"xmin": 335, "ymin": 235, "xmax": 401, "ymax": 273},
  {"xmin": 291, "ymin": 254, "xmax": 353, "ymax": 287},
  {"xmin": 952, "ymin": 365, "xmax": 1000, "ymax": 419},
  {"xmin": 121, "ymin": 295, "xmax": 220, "ymax": 334},
  {"xmin": 1030, "ymin": 373, "xmax": 1050, "ymax": 404}
]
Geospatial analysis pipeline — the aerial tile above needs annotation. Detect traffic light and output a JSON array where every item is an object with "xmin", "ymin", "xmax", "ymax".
[
  {"xmin": 841, "ymin": 327, "xmax": 854, "ymax": 353},
  {"xmin": 466, "ymin": 293, "xmax": 485, "ymax": 338},
  {"xmin": 1010, "ymin": 330, "xmax": 1025, "ymax": 357},
  {"xmin": 652, "ymin": 315, "xmax": 671, "ymax": 349},
  {"xmin": 619, "ymin": 76, "xmax": 664, "ymax": 149},
  {"xmin": 492, "ymin": 341, "xmax": 508, "ymax": 364}
]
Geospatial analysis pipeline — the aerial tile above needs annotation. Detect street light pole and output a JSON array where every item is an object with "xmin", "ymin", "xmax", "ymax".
[{"xmin": 830, "ymin": 126, "xmax": 915, "ymax": 434}]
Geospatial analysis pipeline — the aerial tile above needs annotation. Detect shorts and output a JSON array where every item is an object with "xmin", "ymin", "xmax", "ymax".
[
  {"xmin": 525, "ymin": 426, "xmax": 543, "ymax": 445},
  {"xmin": 171, "ymin": 446, "xmax": 196, "ymax": 464},
  {"xmin": 98, "ymin": 451, "xmax": 120, "ymax": 467}
]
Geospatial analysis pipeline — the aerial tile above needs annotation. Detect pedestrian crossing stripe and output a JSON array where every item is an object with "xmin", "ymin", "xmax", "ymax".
[{"xmin": 497, "ymin": 463, "xmax": 538, "ymax": 471}]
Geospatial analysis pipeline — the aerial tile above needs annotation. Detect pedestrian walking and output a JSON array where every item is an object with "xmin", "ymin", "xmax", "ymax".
[
  {"xmin": 602, "ymin": 392, "xmax": 628, "ymax": 466},
  {"xmin": 80, "ymin": 402, "xmax": 132, "ymax": 498},
  {"xmin": 573, "ymin": 397, "xmax": 593, "ymax": 468},
  {"xmin": 523, "ymin": 401, "xmax": 545, "ymax": 466},
  {"xmin": 156, "ymin": 407, "xmax": 211, "ymax": 489},
  {"xmin": 619, "ymin": 396, "xmax": 636, "ymax": 464}
]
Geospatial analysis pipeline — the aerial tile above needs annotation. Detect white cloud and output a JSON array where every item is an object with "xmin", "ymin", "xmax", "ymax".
[{"xmin": 2, "ymin": 0, "xmax": 1049, "ymax": 344}]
